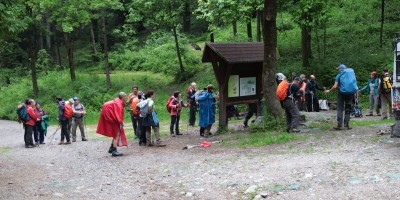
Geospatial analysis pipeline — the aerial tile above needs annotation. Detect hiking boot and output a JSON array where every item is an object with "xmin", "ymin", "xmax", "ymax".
[
  {"xmin": 35, "ymin": 142, "xmax": 39, "ymax": 147},
  {"xmin": 139, "ymin": 143, "xmax": 146, "ymax": 146},
  {"xmin": 170, "ymin": 133, "xmax": 176, "ymax": 137},
  {"xmin": 344, "ymin": 126, "xmax": 352, "ymax": 130},
  {"xmin": 72, "ymin": 139, "xmax": 76, "ymax": 142},
  {"xmin": 377, "ymin": 114, "xmax": 381, "ymax": 116},
  {"xmin": 155, "ymin": 143, "xmax": 166, "ymax": 147},
  {"xmin": 65, "ymin": 141, "xmax": 71, "ymax": 144},
  {"xmin": 200, "ymin": 133, "xmax": 204, "ymax": 137},
  {"xmin": 111, "ymin": 150, "xmax": 123, "ymax": 157},
  {"xmin": 108, "ymin": 146, "xmax": 115, "ymax": 154},
  {"xmin": 289, "ymin": 129, "xmax": 300, "ymax": 133},
  {"xmin": 58, "ymin": 141, "xmax": 65, "ymax": 145},
  {"xmin": 382, "ymin": 116, "xmax": 388, "ymax": 120},
  {"xmin": 25, "ymin": 145, "xmax": 34, "ymax": 148},
  {"xmin": 204, "ymin": 134, "xmax": 213, "ymax": 138},
  {"xmin": 39, "ymin": 142, "xmax": 45, "ymax": 144},
  {"xmin": 82, "ymin": 138, "xmax": 88, "ymax": 141},
  {"xmin": 366, "ymin": 114, "xmax": 373, "ymax": 116},
  {"xmin": 333, "ymin": 126, "xmax": 342, "ymax": 130},
  {"xmin": 176, "ymin": 133, "xmax": 183, "ymax": 136}
]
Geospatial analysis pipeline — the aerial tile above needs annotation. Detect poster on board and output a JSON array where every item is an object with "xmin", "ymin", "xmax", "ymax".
[
  {"xmin": 239, "ymin": 77, "xmax": 256, "ymax": 96},
  {"xmin": 228, "ymin": 75, "xmax": 239, "ymax": 97}
]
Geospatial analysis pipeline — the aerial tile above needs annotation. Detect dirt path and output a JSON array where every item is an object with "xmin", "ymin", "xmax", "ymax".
[{"xmin": 1, "ymin": 112, "xmax": 400, "ymax": 200}]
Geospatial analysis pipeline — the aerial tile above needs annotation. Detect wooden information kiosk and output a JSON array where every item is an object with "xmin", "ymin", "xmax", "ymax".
[{"xmin": 202, "ymin": 42, "xmax": 264, "ymax": 128}]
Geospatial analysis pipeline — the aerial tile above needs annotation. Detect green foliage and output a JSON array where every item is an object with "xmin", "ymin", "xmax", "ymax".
[{"xmin": 226, "ymin": 132, "xmax": 308, "ymax": 147}]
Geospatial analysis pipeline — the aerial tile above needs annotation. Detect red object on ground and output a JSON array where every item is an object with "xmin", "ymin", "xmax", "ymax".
[
  {"xmin": 201, "ymin": 141, "xmax": 211, "ymax": 148},
  {"xmin": 96, "ymin": 98, "xmax": 128, "ymax": 146}
]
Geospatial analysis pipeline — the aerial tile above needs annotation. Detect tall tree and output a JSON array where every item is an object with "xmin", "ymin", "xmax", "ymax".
[
  {"xmin": 263, "ymin": 0, "xmax": 281, "ymax": 117},
  {"xmin": 380, "ymin": 0, "xmax": 384, "ymax": 47}
]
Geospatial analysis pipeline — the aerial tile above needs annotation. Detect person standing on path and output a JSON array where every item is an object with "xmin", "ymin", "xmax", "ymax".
[
  {"xmin": 141, "ymin": 90, "xmax": 166, "ymax": 147},
  {"xmin": 33, "ymin": 101, "xmax": 46, "ymax": 145},
  {"xmin": 96, "ymin": 92, "xmax": 128, "ymax": 156},
  {"xmin": 325, "ymin": 64, "xmax": 358, "ymax": 130},
  {"xmin": 305, "ymin": 75, "xmax": 325, "ymax": 112},
  {"xmin": 379, "ymin": 68, "xmax": 393, "ymax": 119},
  {"xmin": 71, "ymin": 97, "xmax": 87, "ymax": 142},
  {"xmin": 360, "ymin": 71, "xmax": 381, "ymax": 116},
  {"xmin": 169, "ymin": 91, "xmax": 188, "ymax": 136},
  {"xmin": 56, "ymin": 96, "xmax": 71, "ymax": 145},
  {"xmin": 197, "ymin": 84, "xmax": 219, "ymax": 137},
  {"xmin": 127, "ymin": 85, "xmax": 144, "ymax": 139},
  {"xmin": 282, "ymin": 77, "xmax": 302, "ymax": 133},
  {"xmin": 25, "ymin": 99, "xmax": 38, "ymax": 148},
  {"xmin": 186, "ymin": 82, "xmax": 197, "ymax": 126}
]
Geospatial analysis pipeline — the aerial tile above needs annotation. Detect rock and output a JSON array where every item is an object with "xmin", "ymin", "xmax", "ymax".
[
  {"xmin": 244, "ymin": 185, "xmax": 258, "ymax": 194},
  {"xmin": 260, "ymin": 192, "xmax": 269, "ymax": 198},
  {"xmin": 53, "ymin": 193, "xmax": 64, "ymax": 197},
  {"xmin": 8, "ymin": 182, "xmax": 13, "ymax": 184},
  {"xmin": 253, "ymin": 195, "xmax": 262, "ymax": 200},
  {"xmin": 185, "ymin": 192, "xmax": 193, "ymax": 197},
  {"xmin": 231, "ymin": 192, "xmax": 238, "ymax": 196},
  {"xmin": 106, "ymin": 182, "xmax": 111, "ymax": 185}
]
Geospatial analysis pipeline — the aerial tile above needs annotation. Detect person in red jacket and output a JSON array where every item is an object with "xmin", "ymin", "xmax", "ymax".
[
  {"xmin": 169, "ymin": 91, "xmax": 188, "ymax": 136},
  {"xmin": 96, "ymin": 92, "xmax": 128, "ymax": 156},
  {"xmin": 25, "ymin": 99, "xmax": 39, "ymax": 148}
]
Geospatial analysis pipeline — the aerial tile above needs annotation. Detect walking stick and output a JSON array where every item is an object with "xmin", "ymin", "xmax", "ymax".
[
  {"xmin": 311, "ymin": 93, "xmax": 314, "ymax": 112},
  {"xmin": 47, "ymin": 125, "xmax": 60, "ymax": 146},
  {"xmin": 187, "ymin": 103, "xmax": 190, "ymax": 135}
]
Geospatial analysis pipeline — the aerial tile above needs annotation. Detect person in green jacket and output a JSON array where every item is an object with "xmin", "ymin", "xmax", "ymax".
[{"xmin": 360, "ymin": 71, "xmax": 381, "ymax": 116}]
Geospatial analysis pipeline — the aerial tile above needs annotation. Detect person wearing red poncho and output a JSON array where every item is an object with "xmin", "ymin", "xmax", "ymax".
[{"xmin": 96, "ymin": 92, "xmax": 128, "ymax": 156}]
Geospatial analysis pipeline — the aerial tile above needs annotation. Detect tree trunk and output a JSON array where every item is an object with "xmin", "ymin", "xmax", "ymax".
[
  {"xmin": 257, "ymin": 10, "xmax": 262, "ymax": 42},
  {"xmin": 301, "ymin": 25, "xmax": 311, "ymax": 68},
  {"xmin": 173, "ymin": 26, "xmax": 185, "ymax": 74},
  {"xmin": 64, "ymin": 33, "xmax": 76, "ymax": 81},
  {"xmin": 232, "ymin": 20, "xmax": 237, "ymax": 36},
  {"xmin": 102, "ymin": 15, "xmax": 111, "ymax": 90},
  {"xmin": 210, "ymin": 32, "xmax": 215, "ymax": 42},
  {"xmin": 90, "ymin": 20, "xmax": 97, "ymax": 55},
  {"xmin": 315, "ymin": 27, "xmax": 321, "ymax": 62},
  {"xmin": 45, "ymin": 16, "xmax": 51, "ymax": 51},
  {"xmin": 380, "ymin": 0, "xmax": 385, "ymax": 47},
  {"xmin": 323, "ymin": 25, "xmax": 327, "ymax": 59},
  {"xmin": 30, "ymin": 26, "xmax": 39, "ymax": 97},
  {"xmin": 183, "ymin": 0, "xmax": 191, "ymax": 32},
  {"xmin": 247, "ymin": 20, "xmax": 253, "ymax": 41},
  {"xmin": 263, "ymin": 0, "xmax": 281, "ymax": 117}
]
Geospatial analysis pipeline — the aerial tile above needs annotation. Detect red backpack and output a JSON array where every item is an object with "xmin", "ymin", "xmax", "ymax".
[
  {"xmin": 64, "ymin": 103, "xmax": 73, "ymax": 119},
  {"xmin": 276, "ymin": 80, "xmax": 290, "ymax": 101},
  {"xmin": 166, "ymin": 96, "xmax": 174, "ymax": 113},
  {"xmin": 130, "ymin": 97, "xmax": 140, "ymax": 117}
]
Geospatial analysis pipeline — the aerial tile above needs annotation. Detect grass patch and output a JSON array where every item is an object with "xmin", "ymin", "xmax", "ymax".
[
  {"xmin": 0, "ymin": 147, "xmax": 11, "ymax": 154},
  {"xmin": 349, "ymin": 118, "xmax": 394, "ymax": 127},
  {"xmin": 225, "ymin": 132, "xmax": 308, "ymax": 147}
]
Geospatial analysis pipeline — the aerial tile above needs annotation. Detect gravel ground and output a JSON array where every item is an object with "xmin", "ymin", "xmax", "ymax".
[{"xmin": 1, "ymin": 111, "xmax": 400, "ymax": 200}]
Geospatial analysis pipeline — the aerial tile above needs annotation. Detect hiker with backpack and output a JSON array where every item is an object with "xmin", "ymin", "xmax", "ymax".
[
  {"xmin": 360, "ymin": 71, "xmax": 381, "ymax": 116},
  {"xmin": 128, "ymin": 85, "xmax": 145, "ymax": 139},
  {"xmin": 33, "ymin": 101, "xmax": 47, "ymax": 145},
  {"xmin": 22, "ymin": 99, "xmax": 39, "ymax": 148},
  {"xmin": 139, "ymin": 90, "xmax": 166, "ymax": 147},
  {"xmin": 71, "ymin": 97, "xmax": 87, "ymax": 142},
  {"xmin": 96, "ymin": 92, "xmax": 128, "ymax": 156},
  {"xmin": 197, "ymin": 84, "xmax": 219, "ymax": 137},
  {"xmin": 325, "ymin": 64, "xmax": 358, "ymax": 130},
  {"xmin": 379, "ymin": 68, "xmax": 393, "ymax": 119},
  {"xmin": 276, "ymin": 74, "xmax": 302, "ymax": 133},
  {"xmin": 168, "ymin": 91, "xmax": 189, "ymax": 137},
  {"xmin": 305, "ymin": 75, "xmax": 326, "ymax": 112},
  {"xmin": 56, "ymin": 96, "xmax": 72, "ymax": 145},
  {"xmin": 186, "ymin": 82, "xmax": 197, "ymax": 126}
]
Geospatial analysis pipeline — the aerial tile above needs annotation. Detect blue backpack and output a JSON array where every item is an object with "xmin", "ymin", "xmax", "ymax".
[
  {"xmin": 339, "ymin": 68, "xmax": 358, "ymax": 94},
  {"xmin": 16, "ymin": 104, "xmax": 31, "ymax": 123}
]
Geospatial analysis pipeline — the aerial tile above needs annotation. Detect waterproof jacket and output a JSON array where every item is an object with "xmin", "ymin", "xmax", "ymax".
[
  {"xmin": 25, "ymin": 105, "xmax": 36, "ymax": 126},
  {"xmin": 197, "ymin": 91, "xmax": 216, "ymax": 128},
  {"xmin": 361, "ymin": 78, "xmax": 379, "ymax": 95}
]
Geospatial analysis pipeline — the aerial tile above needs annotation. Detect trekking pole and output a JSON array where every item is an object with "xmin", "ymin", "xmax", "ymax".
[
  {"xmin": 311, "ymin": 93, "xmax": 314, "ymax": 112},
  {"xmin": 47, "ymin": 125, "xmax": 60, "ymax": 146},
  {"xmin": 187, "ymin": 103, "xmax": 190, "ymax": 135}
]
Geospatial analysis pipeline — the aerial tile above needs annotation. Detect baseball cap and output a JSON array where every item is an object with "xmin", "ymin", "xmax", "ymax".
[
  {"xmin": 294, "ymin": 76, "xmax": 302, "ymax": 82},
  {"xmin": 68, "ymin": 98, "xmax": 74, "ymax": 103},
  {"xmin": 73, "ymin": 97, "xmax": 79, "ymax": 101},
  {"xmin": 336, "ymin": 64, "xmax": 347, "ymax": 70}
]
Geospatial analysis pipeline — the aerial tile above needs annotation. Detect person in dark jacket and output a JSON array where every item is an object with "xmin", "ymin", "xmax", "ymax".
[
  {"xmin": 186, "ymin": 82, "xmax": 197, "ymax": 126},
  {"xmin": 33, "ymin": 101, "xmax": 47, "ymax": 145},
  {"xmin": 282, "ymin": 77, "xmax": 302, "ymax": 133},
  {"xmin": 305, "ymin": 75, "xmax": 325, "ymax": 112},
  {"xmin": 56, "ymin": 96, "xmax": 71, "ymax": 145}
]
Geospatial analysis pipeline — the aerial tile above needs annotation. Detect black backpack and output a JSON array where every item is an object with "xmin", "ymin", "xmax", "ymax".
[{"xmin": 16, "ymin": 104, "xmax": 31, "ymax": 123}]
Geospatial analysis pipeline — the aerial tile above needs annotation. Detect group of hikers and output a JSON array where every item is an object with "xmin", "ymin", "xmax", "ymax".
[
  {"xmin": 277, "ymin": 64, "xmax": 393, "ymax": 133},
  {"xmin": 18, "ymin": 97, "xmax": 86, "ymax": 148}
]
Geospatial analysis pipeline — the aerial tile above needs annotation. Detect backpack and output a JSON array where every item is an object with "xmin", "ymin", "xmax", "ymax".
[
  {"xmin": 339, "ymin": 68, "xmax": 358, "ymax": 94},
  {"xmin": 64, "ymin": 104, "xmax": 73, "ymax": 119},
  {"xmin": 166, "ymin": 96, "xmax": 174, "ymax": 113},
  {"xmin": 276, "ymin": 80, "xmax": 290, "ymax": 101},
  {"xmin": 130, "ymin": 97, "xmax": 140, "ymax": 117},
  {"xmin": 138, "ymin": 99, "xmax": 150, "ymax": 116},
  {"xmin": 16, "ymin": 104, "xmax": 31, "ymax": 123},
  {"xmin": 381, "ymin": 74, "xmax": 392, "ymax": 93}
]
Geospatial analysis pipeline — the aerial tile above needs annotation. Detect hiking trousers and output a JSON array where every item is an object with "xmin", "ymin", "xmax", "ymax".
[
  {"xmin": 305, "ymin": 94, "xmax": 320, "ymax": 112},
  {"xmin": 368, "ymin": 93, "xmax": 380, "ymax": 115},
  {"xmin": 337, "ymin": 93, "xmax": 353, "ymax": 127},
  {"xmin": 244, "ymin": 103, "xmax": 257, "ymax": 126},
  {"xmin": 170, "ymin": 115, "xmax": 180, "ymax": 134},
  {"xmin": 60, "ymin": 120, "xmax": 70, "ymax": 142},
  {"xmin": 145, "ymin": 125, "xmax": 162, "ymax": 145},
  {"xmin": 381, "ymin": 93, "xmax": 393, "ymax": 118},
  {"xmin": 24, "ymin": 124, "xmax": 34, "ymax": 146},
  {"xmin": 130, "ymin": 114, "xmax": 139, "ymax": 137},
  {"xmin": 72, "ymin": 118, "xmax": 86, "ymax": 141},
  {"xmin": 282, "ymin": 98, "xmax": 300, "ymax": 131},
  {"xmin": 189, "ymin": 103, "xmax": 196, "ymax": 126},
  {"xmin": 33, "ymin": 121, "xmax": 45, "ymax": 143}
]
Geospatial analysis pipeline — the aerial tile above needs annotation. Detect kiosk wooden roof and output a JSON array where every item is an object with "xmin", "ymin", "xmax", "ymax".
[{"xmin": 202, "ymin": 42, "xmax": 264, "ymax": 128}]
